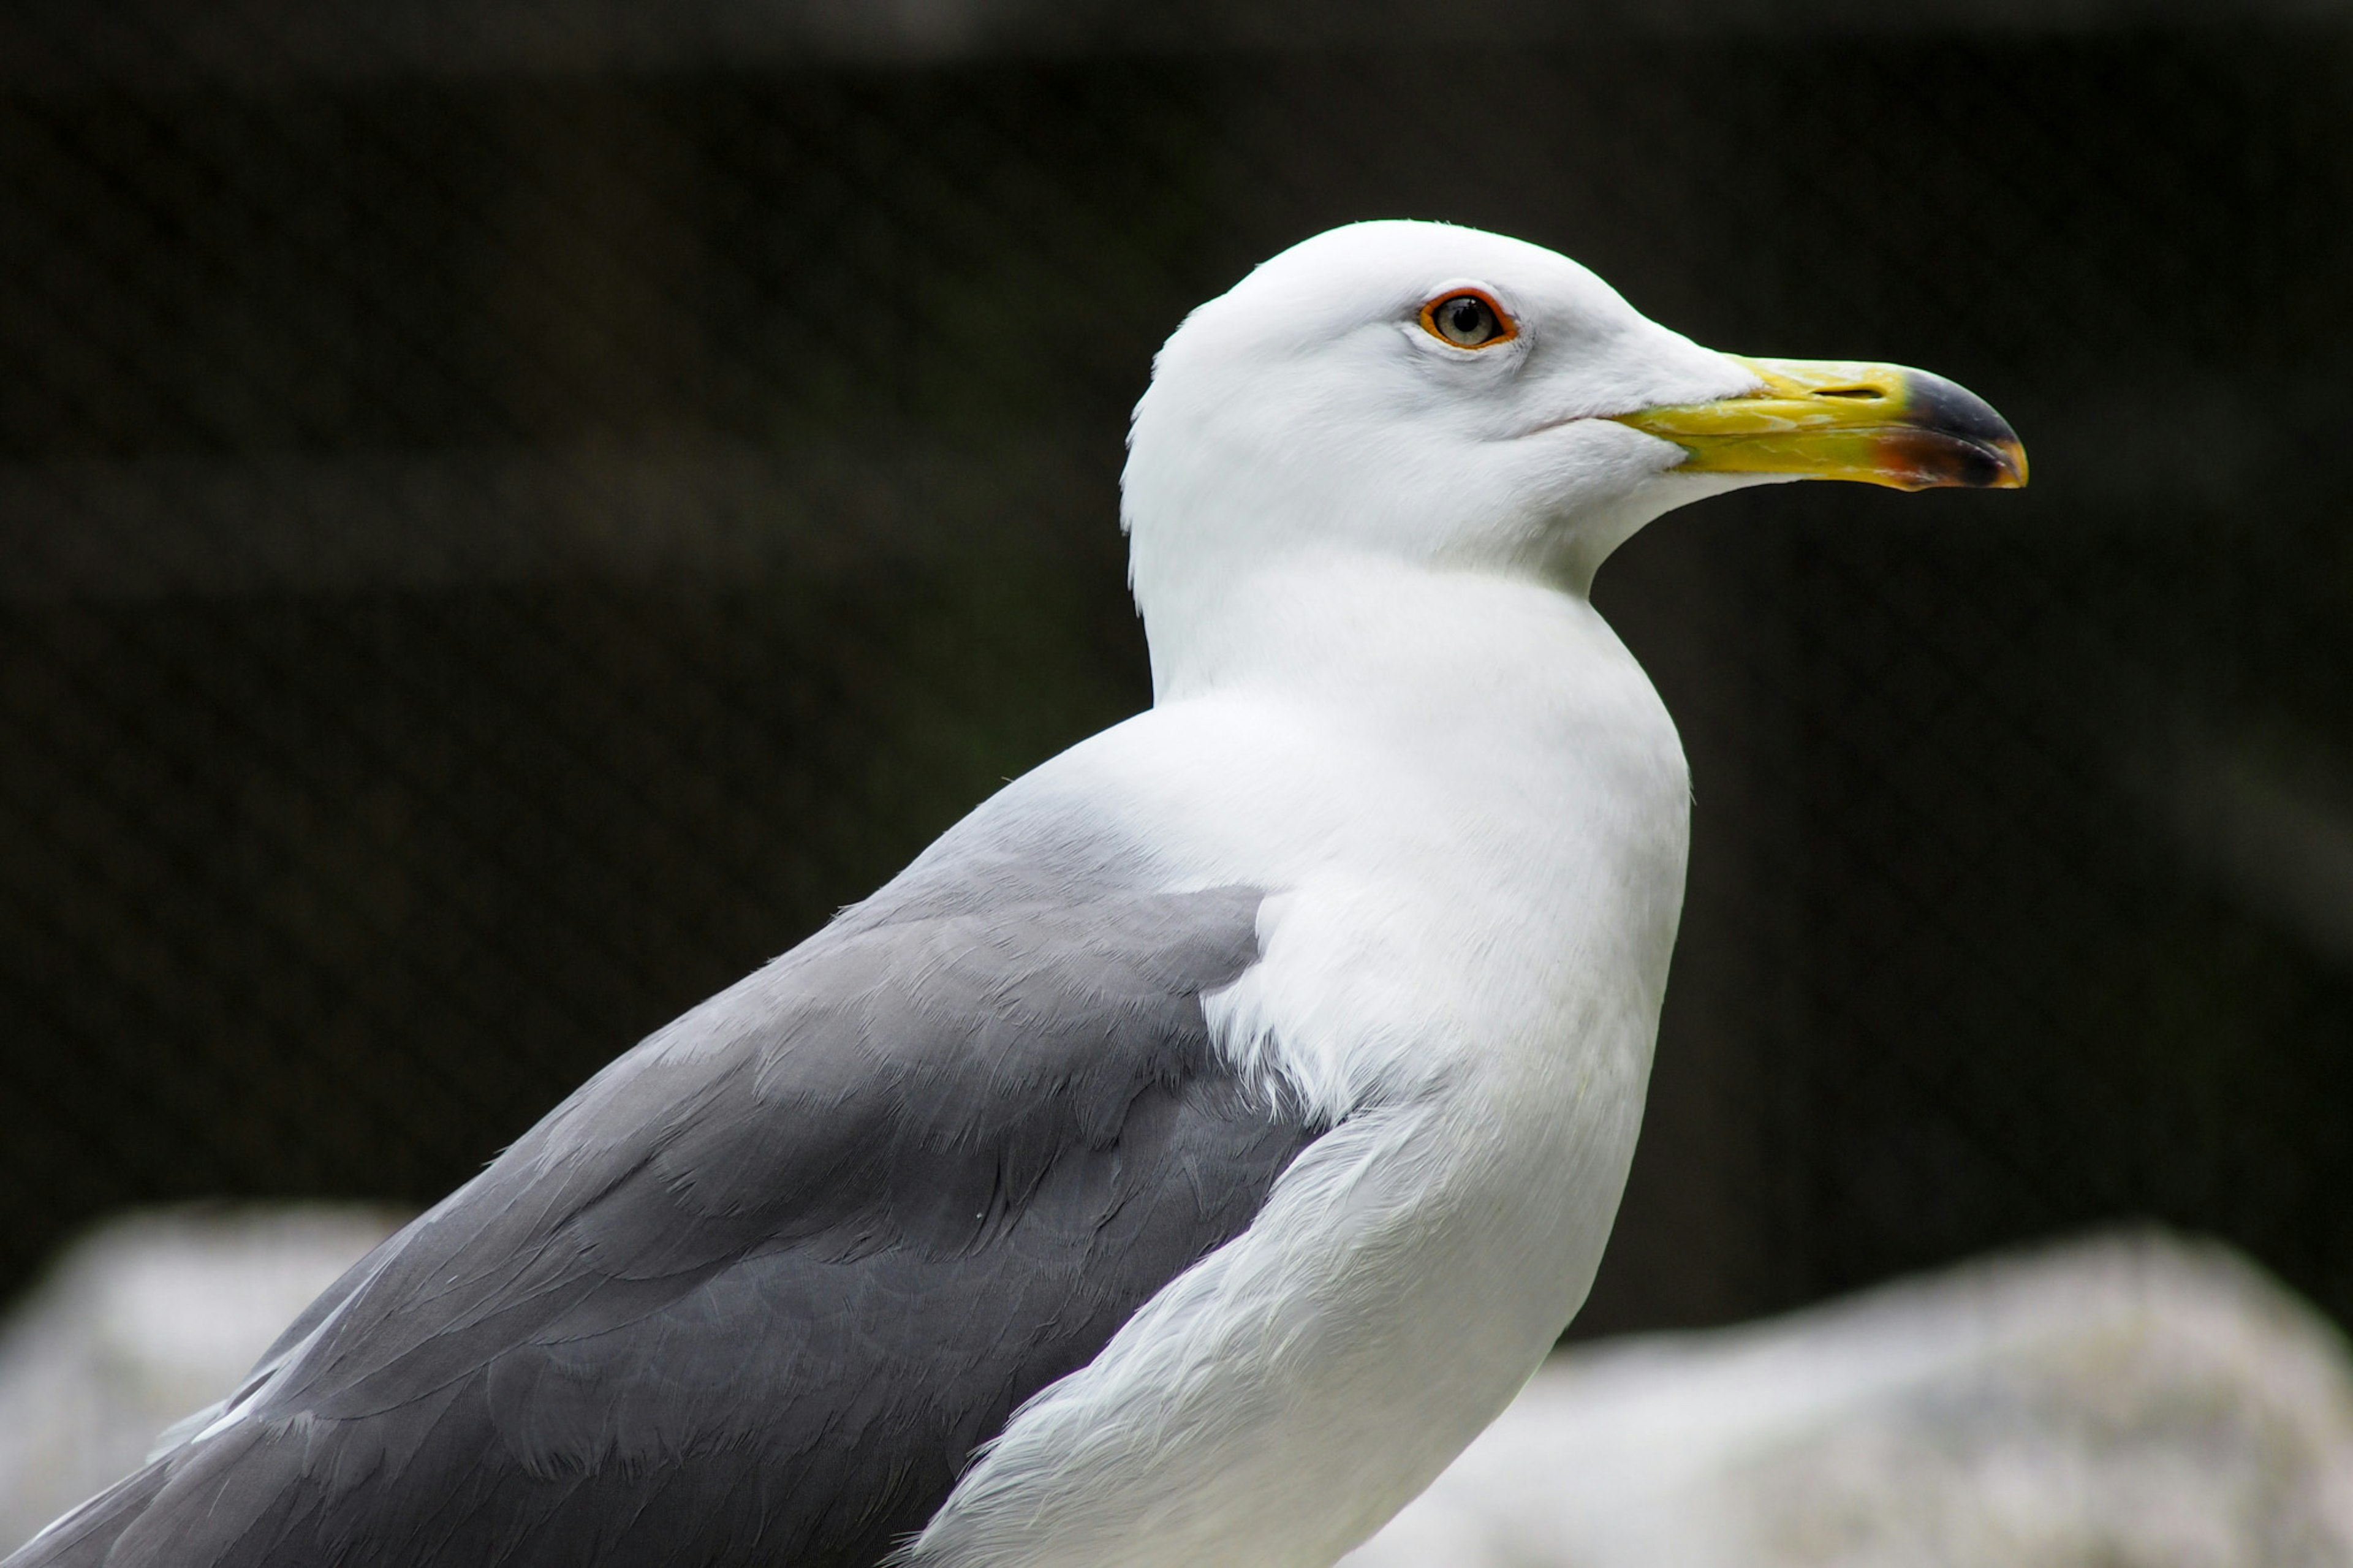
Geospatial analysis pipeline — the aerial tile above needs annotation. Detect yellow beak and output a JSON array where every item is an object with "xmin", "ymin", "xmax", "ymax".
[{"xmin": 1610, "ymin": 357, "xmax": 2028, "ymax": 491}]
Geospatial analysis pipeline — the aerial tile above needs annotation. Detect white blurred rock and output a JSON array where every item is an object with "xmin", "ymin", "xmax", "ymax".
[
  {"xmin": 1346, "ymin": 1230, "xmax": 2353, "ymax": 1568},
  {"xmin": 0, "ymin": 1205, "xmax": 404, "ymax": 1553},
  {"xmin": 6, "ymin": 1216, "xmax": 2346, "ymax": 1566}
]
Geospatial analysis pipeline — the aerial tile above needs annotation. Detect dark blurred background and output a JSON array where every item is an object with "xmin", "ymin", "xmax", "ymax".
[{"xmin": 0, "ymin": 0, "xmax": 2347, "ymax": 1341}]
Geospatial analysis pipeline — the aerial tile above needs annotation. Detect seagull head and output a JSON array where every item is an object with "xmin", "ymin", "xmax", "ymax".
[{"xmin": 1124, "ymin": 220, "xmax": 2024, "ymax": 693}]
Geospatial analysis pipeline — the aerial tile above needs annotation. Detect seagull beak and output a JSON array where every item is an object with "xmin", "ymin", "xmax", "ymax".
[{"xmin": 1610, "ymin": 357, "xmax": 2028, "ymax": 491}]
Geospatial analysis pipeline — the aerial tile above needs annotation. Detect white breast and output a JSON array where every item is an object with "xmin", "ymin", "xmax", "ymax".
[{"xmin": 910, "ymin": 563, "xmax": 1691, "ymax": 1567}]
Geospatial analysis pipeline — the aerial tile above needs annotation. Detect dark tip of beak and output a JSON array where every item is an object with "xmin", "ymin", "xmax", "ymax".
[{"xmin": 1895, "ymin": 368, "xmax": 2029, "ymax": 490}]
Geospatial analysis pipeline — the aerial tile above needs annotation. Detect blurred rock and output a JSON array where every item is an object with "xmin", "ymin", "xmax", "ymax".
[
  {"xmin": 5, "ymin": 1218, "xmax": 2346, "ymax": 1564},
  {"xmin": 0, "ymin": 1205, "xmax": 404, "ymax": 1553},
  {"xmin": 1347, "ymin": 1230, "xmax": 2353, "ymax": 1568}
]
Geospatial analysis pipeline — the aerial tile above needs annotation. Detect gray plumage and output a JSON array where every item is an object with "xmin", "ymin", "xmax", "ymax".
[{"xmin": 10, "ymin": 814, "xmax": 1317, "ymax": 1568}]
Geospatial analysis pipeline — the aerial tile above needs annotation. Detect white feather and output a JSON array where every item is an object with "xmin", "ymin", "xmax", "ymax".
[{"xmin": 907, "ymin": 219, "xmax": 1784, "ymax": 1566}]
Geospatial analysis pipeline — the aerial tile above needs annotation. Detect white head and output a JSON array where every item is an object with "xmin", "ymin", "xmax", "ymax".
[{"xmin": 1122, "ymin": 220, "xmax": 2023, "ymax": 698}]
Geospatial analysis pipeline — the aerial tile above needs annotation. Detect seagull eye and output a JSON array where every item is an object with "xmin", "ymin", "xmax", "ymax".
[{"xmin": 1419, "ymin": 290, "xmax": 1515, "ymax": 349}]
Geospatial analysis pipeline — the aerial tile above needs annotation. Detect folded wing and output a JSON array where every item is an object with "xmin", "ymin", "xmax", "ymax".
[{"xmin": 11, "ymin": 837, "xmax": 1314, "ymax": 1568}]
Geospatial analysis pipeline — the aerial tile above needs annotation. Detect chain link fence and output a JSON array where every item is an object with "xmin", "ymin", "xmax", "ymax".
[{"xmin": 0, "ymin": 8, "xmax": 2347, "ymax": 1340}]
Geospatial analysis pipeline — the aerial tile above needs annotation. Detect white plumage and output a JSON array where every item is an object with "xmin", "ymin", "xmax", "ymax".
[{"xmin": 907, "ymin": 222, "xmax": 1736, "ymax": 1563}]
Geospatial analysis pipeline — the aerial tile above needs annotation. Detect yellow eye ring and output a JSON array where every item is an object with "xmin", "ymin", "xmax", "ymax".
[{"xmin": 1419, "ymin": 289, "xmax": 1517, "ymax": 349}]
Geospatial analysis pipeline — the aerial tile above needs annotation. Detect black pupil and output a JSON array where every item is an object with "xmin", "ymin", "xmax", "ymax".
[{"xmin": 1444, "ymin": 296, "xmax": 1491, "ymax": 342}]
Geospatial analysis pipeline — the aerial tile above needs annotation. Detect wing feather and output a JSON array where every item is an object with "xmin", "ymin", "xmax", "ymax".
[{"xmin": 9, "ymin": 869, "xmax": 1315, "ymax": 1568}]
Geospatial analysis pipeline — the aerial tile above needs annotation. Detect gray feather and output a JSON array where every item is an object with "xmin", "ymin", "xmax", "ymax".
[{"xmin": 10, "ymin": 814, "xmax": 1314, "ymax": 1568}]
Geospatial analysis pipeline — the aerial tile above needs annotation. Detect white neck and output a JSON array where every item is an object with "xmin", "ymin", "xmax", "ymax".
[
  {"xmin": 1142, "ymin": 551, "xmax": 1632, "ymax": 722},
  {"xmin": 1109, "ymin": 556, "xmax": 1694, "ymax": 1124}
]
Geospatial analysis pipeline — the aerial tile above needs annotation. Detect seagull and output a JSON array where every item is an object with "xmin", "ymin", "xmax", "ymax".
[{"xmin": 9, "ymin": 219, "xmax": 2023, "ymax": 1568}]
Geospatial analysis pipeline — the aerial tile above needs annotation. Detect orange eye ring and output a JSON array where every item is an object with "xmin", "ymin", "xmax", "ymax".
[{"xmin": 1419, "ymin": 289, "xmax": 1517, "ymax": 350}]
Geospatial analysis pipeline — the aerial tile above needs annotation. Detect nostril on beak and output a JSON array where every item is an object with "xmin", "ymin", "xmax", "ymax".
[{"xmin": 1816, "ymin": 386, "xmax": 1884, "ymax": 400}]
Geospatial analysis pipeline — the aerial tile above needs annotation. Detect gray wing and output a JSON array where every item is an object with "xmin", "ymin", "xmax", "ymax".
[{"xmin": 12, "ymin": 839, "xmax": 1313, "ymax": 1568}]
